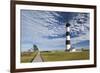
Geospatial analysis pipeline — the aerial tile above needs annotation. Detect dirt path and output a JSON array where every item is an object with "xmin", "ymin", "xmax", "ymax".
[{"xmin": 32, "ymin": 52, "xmax": 43, "ymax": 62}]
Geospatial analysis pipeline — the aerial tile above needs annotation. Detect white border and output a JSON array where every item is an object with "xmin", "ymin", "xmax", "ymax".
[{"xmin": 16, "ymin": 4, "xmax": 94, "ymax": 69}]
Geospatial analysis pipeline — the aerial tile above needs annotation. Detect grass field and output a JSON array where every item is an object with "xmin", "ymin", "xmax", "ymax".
[
  {"xmin": 41, "ymin": 51, "xmax": 89, "ymax": 62},
  {"xmin": 21, "ymin": 50, "xmax": 89, "ymax": 63},
  {"xmin": 21, "ymin": 52, "xmax": 37, "ymax": 63}
]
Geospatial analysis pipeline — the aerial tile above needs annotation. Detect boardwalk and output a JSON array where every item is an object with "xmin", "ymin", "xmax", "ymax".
[{"xmin": 32, "ymin": 52, "xmax": 43, "ymax": 62}]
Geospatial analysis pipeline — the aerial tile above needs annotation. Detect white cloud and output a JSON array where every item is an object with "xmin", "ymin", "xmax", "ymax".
[{"xmin": 71, "ymin": 33, "xmax": 89, "ymax": 45}]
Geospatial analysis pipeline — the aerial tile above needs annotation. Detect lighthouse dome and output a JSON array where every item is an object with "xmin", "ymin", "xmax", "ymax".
[{"xmin": 66, "ymin": 23, "xmax": 70, "ymax": 27}]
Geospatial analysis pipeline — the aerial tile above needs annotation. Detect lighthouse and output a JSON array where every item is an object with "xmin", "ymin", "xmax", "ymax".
[{"xmin": 65, "ymin": 23, "xmax": 71, "ymax": 51}]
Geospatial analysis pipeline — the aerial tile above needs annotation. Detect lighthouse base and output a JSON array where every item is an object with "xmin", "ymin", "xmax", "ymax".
[
  {"xmin": 65, "ymin": 48, "xmax": 83, "ymax": 52},
  {"xmin": 65, "ymin": 48, "xmax": 76, "ymax": 52},
  {"xmin": 65, "ymin": 49, "xmax": 71, "ymax": 52}
]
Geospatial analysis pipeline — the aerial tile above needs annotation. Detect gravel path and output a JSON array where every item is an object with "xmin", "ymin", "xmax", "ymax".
[{"xmin": 32, "ymin": 52, "xmax": 43, "ymax": 62}]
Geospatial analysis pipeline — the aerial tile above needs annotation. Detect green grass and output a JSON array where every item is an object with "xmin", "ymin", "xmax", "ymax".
[
  {"xmin": 21, "ymin": 52, "xmax": 37, "ymax": 63},
  {"xmin": 41, "ymin": 51, "xmax": 89, "ymax": 62}
]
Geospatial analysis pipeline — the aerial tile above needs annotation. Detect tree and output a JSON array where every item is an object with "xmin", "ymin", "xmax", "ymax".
[{"xmin": 33, "ymin": 44, "xmax": 39, "ymax": 51}]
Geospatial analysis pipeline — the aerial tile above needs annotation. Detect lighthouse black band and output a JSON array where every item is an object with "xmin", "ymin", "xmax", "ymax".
[
  {"xmin": 66, "ymin": 40, "xmax": 70, "ymax": 44},
  {"xmin": 66, "ymin": 32, "xmax": 70, "ymax": 36}
]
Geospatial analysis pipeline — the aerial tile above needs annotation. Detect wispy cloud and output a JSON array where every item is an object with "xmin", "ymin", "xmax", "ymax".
[{"xmin": 20, "ymin": 10, "xmax": 90, "ymax": 51}]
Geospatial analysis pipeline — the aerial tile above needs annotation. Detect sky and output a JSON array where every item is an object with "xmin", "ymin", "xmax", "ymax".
[{"xmin": 20, "ymin": 10, "xmax": 90, "ymax": 52}]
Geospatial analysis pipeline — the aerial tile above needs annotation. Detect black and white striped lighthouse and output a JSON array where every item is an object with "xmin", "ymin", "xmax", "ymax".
[{"xmin": 65, "ymin": 23, "xmax": 71, "ymax": 51}]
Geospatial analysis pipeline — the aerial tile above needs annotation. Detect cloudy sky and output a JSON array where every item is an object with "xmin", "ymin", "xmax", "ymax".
[{"xmin": 20, "ymin": 10, "xmax": 90, "ymax": 51}]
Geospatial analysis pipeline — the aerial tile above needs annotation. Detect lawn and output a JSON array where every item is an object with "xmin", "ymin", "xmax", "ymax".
[
  {"xmin": 41, "ymin": 51, "xmax": 89, "ymax": 62},
  {"xmin": 21, "ymin": 52, "xmax": 37, "ymax": 63}
]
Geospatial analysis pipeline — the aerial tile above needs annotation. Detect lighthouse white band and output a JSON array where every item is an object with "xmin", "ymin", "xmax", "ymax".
[
  {"xmin": 66, "ymin": 27, "xmax": 70, "ymax": 32},
  {"xmin": 66, "ymin": 45, "xmax": 71, "ymax": 50},
  {"xmin": 66, "ymin": 36, "xmax": 70, "ymax": 40}
]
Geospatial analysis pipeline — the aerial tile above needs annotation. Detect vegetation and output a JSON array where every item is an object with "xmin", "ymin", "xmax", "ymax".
[
  {"xmin": 21, "ymin": 52, "xmax": 37, "ymax": 63},
  {"xmin": 33, "ymin": 44, "xmax": 39, "ymax": 51},
  {"xmin": 41, "ymin": 50, "xmax": 89, "ymax": 62}
]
